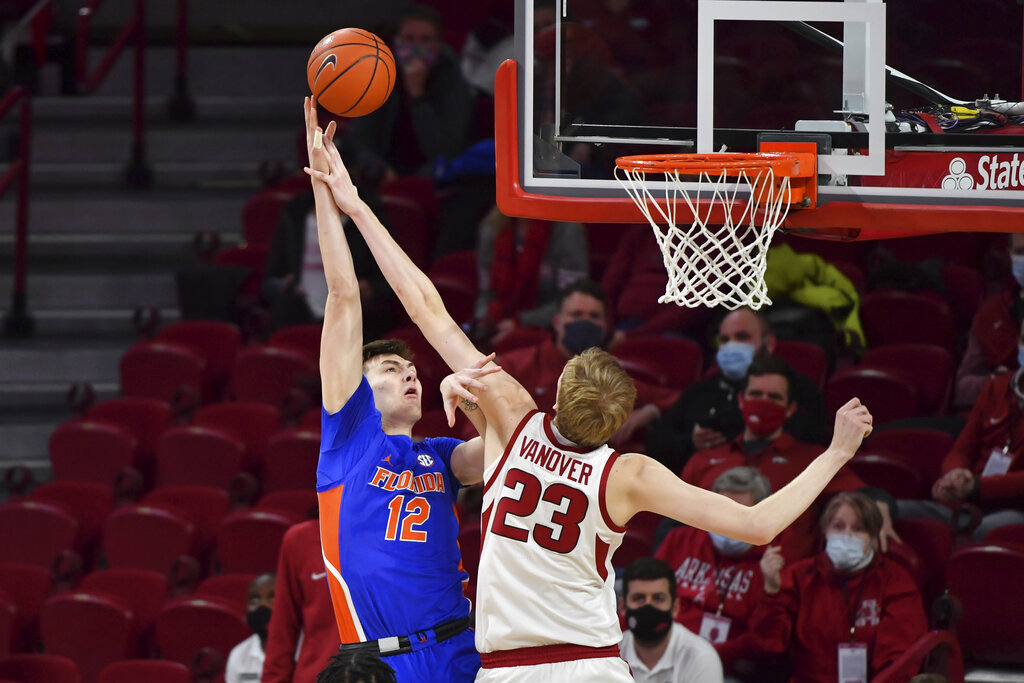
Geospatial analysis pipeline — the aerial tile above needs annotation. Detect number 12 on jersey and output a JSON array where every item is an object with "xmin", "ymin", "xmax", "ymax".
[{"xmin": 385, "ymin": 494, "xmax": 431, "ymax": 542}]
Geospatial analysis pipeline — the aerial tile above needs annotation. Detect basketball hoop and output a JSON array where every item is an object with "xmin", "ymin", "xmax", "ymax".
[{"xmin": 614, "ymin": 150, "xmax": 816, "ymax": 311}]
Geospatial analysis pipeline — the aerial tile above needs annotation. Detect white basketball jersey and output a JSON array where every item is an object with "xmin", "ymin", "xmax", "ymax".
[{"xmin": 475, "ymin": 410, "xmax": 625, "ymax": 653}]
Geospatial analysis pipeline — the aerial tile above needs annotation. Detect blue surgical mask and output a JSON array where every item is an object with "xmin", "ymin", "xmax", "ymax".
[
  {"xmin": 716, "ymin": 341, "xmax": 756, "ymax": 380},
  {"xmin": 709, "ymin": 532, "xmax": 752, "ymax": 557},
  {"xmin": 561, "ymin": 319, "xmax": 605, "ymax": 355},
  {"xmin": 825, "ymin": 533, "xmax": 874, "ymax": 571},
  {"xmin": 1017, "ymin": 343, "xmax": 1024, "ymax": 369},
  {"xmin": 1012, "ymin": 253, "xmax": 1024, "ymax": 287}
]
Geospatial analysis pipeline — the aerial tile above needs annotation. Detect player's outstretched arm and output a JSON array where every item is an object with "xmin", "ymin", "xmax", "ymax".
[
  {"xmin": 608, "ymin": 398, "xmax": 873, "ymax": 545},
  {"xmin": 304, "ymin": 136, "xmax": 536, "ymax": 445},
  {"xmin": 304, "ymin": 98, "xmax": 363, "ymax": 413}
]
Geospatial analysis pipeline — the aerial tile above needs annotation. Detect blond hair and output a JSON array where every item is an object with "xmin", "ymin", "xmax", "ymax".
[{"xmin": 553, "ymin": 348, "xmax": 637, "ymax": 449}]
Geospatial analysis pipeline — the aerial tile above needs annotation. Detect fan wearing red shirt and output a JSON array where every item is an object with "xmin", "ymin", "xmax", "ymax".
[
  {"xmin": 678, "ymin": 356, "xmax": 890, "ymax": 560},
  {"xmin": 262, "ymin": 519, "xmax": 342, "ymax": 682},
  {"xmin": 748, "ymin": 492, "xmax": 927, "ymax": 683},
  {"xmin": 655, "ymin": 467, "xmax": 777, "ymax": 676}
]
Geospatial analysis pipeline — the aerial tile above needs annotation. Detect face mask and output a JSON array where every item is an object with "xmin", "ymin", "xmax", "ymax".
[
  {"xmin": 625, "ymin": 603, "xmax": 674, "ymax": 643},
  {"xmin": 561, "ymin": 319, "xmax": 605, "ymax": 355},
  {"xmin": 395, "ymin": 41, "xmax": 439, "ymax": 68},
  {"xmin": 1012, "ymin": 253, "xmax": 1024, "ymax": 287},
  {"xmin": 1018, "ymin": 343, "xmax": 1024, "ymax": 369},
  {"xmin": 741, "ymin": 398, "xmax": 787, "ymax": 437},
  {"xmin": 246, "ymin": 605, "xmax": 272, "ymax": 640},
  {"xmin": 709, "ymin": 531, "xmax": 752, "ymax": 557},
  {"xmin": 825, "ymin": 533, "xmax": 874, "ymax": 572},
  {"xmin": 716, "ymin": 341, "xmax": 756, "ymax": 380}
]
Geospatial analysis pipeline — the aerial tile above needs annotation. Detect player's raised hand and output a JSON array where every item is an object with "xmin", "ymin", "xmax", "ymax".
[
  {"xmin": 303, "ymin": 97, "xmax": 336, "ymax": 175},
  {"xmin": 303, "ymin": 125, "xmax": 362, "ymax": 215},
  {"xmin": 829, "ymin": 398, "xmax": 873, "ymax": 458},
  {"xmin": 440, "ymin": 353, "xmax": 501, "ymax": 427}
]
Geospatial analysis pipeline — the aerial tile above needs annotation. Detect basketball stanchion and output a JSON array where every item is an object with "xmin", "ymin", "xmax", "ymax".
[{"xmin": 614, "ymin": 149, "xmax": 816, "ymax": 311}]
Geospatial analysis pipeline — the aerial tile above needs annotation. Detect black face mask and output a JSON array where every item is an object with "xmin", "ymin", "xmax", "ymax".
[
  {"xmin": 561, "ymin": 319, "xmax": 604, "ymax": 355},
  {"xmin": 625, "ymin": 604, "xmax": 673, "ymax": 643},
  {"xmin": 247, "ymin": 605, "xmax": 272, "ymax": 640}
]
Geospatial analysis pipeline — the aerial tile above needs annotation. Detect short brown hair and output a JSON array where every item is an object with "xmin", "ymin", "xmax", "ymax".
[
  {"xmin": 362, "ymin": 339, "xmax": 413, "ymax": 371},
  {"xmin": 820, "ymin": 491, "xmax": 883, "ymax": 540},
  {"xmin": 553, "ymin": 348, "xmax": 636, "ymax": 449}
]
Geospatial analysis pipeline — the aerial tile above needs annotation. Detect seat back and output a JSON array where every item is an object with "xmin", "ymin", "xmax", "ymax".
[
  {"xmin": 157, "ymin": 320, "xmax": 242, "ymax": 400},
  {"xmin": 40, "ymin": 592, "xmax": 136, "ymax": 683},
  {"xmin": 946, "ymin": 545, "xmax": 1024, "ymax": 664},
  {"xmin": 156, "ymin": 425, "xmax": 247, "ymax": 488},
  {"xmin": 0, "ymin": 562, "xmax": 53, "ymax": 651},
  {"xmin": 241, "ymin": 187, "xmax": 304, "ymax": 247},
  {"xmin": 142, "ymin": 485, "xmax": 230, "ymax": 552},
  {"xmin": 120, "ymin": 340, "xmax": 207, "ymax": 405},
  {"xmin": 216, "ymin": 510, "xmax": 298, "ymax": 575},
  {"xmin": 0, "ymin": 654, "xmax": 81, "ymax": 683},
  {"xmin": 79, "ymin": 568, "xmax": 169, "ymax": 631},
  {"xmin": 231, "ymin": 346, "xmax": 319, "ymax": 409},
  {"xmin": 848, "ymin": 453, "xmax": 929, "ymax": 499},
  {"xmin": 98, "ymin": 660, "xmax": 191, "ymax": 683},
  {"xmin": 87, "ymin": 398, "xmax": 174, "ymax": 459},
  {"xmin": 867, "ymin": 428, "xmax": 954, "ymax": 489},
  {"xmin": 255, "ymin": 490, "xmax": 319, "ymax": 521},
  {"xmin": 268, "ymin": 324, "xmax": 323, "ymax": 365},
  {"xmin": 984, "ymin": 523, "xmax": 1024, "ymax": 549},
  {"xmin": 49, "ymin": 420, "xmax": 139, "ymax": 485},
  {"xmin": 613, "ymin": 336, "xmax": 704, "ymax": 391},
  {"xmin": 154, "ymin": 597, "xmax": 250, "ymax": 672},
  {"xmin": 102, "ymin": 506, "xmax": 196, "ymax": 577},
  {"xmin": 193, "ymin": 402, "xmax": 280, "ymax": 465},
  {"xmin": 0, "ymin": 501, "xmax": 79, "ymax": 569},
  {"xmin": 860, "ymin": 290, "xmax": 956, "ymax": 350},
  {"xmin": 263, "ymin": 428, "xmax": 320, "ymax": 493},
  {"xmin": 773, "ymin": 339, "xmax": 829, "ymax": 389},
  {"xmin": 825, "ymin": 367, "xmax": 922, "ymax": 425},
  {"xmin": 28, "ymin": 481, "xmax": 114, "ymax": 550},
  {"xmin": 894, "ymin": 518, "xmax": 954, "ymax": 606},
  {"xmin": 861, "ymin": 343, "xmax": 955, "ymax": 414},
  {"xmin": 194, "ymin": 573, "xmax": 257, "ymax": 614}
]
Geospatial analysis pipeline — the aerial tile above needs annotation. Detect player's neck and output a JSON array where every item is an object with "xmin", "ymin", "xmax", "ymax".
[
  {"xmin": 632, "ymin": 631, "xmax": 671, "ymax": 670},
  {"xmin": 381, "ymin": 415, "xmax": 414, "ymax": 438}
]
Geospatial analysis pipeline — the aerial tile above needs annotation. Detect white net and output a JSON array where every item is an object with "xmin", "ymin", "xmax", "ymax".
[{"xmin": 614, "ymin": 163, "xmax": 792, "ymax": 310}]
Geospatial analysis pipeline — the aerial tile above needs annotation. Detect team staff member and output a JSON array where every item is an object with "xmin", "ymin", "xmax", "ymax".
[
  {"xmin": 748, "ymin": 492, "xmax": 927, "ymax": 683},
  {"xmin": 303, "ymin": 99, "xmax": 481, "ymax": 682}
]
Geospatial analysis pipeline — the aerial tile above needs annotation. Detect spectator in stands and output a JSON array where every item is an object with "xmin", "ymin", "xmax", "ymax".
[
  {"xmin": 262, "ymin": 519, "xmax": 341, "ymax": 682},
  {"xmin": 619, "ymin": 557, "xmax": 724, "ymax": 683},
  {"xmin": 748, "ymin": 492, "xmax": 927, "ymax": 682},
  {"xmin": 226, "ymin": 573, "xmax": 275, "ymax": 683},
  {"xmin": 669, "ymin": 356, "xmax": 896, "ymax": 560},
  {"xmin": 601, "ymin": 227, "xmax": 712, "ymax": 343},
  {"xmin": 899, "ymin": 331, "xmax": 1024, "ymax": 540},
  {"xmin": 954, "ymin": 234, "xmax": 1024, "ymax": 408},
  {"xmin": 262, "ymin": 187, "xmax": 394, "ymax": 339},
  {"xmin": 495, "ymin": 279, "xmax": 679, "ymax": 448},
  {"xmin": 474, "ymin": 205, "xmax": 589, "ymax": 347},
  {"xmin": 655, "ymin": 467, "xmax": 774, "ymax": 677},
  {"xmin": 318, "ymin": 650, "xmax": 396, "ymax": 683},
  {"xmin": 645, "ymin": 308, "xmax": 828, "ymax": 473}
]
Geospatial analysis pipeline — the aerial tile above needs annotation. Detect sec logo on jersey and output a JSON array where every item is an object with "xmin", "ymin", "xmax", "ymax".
[{"xmin": 418, "ymin": 453, "xmax": 435, "ymax": 467}]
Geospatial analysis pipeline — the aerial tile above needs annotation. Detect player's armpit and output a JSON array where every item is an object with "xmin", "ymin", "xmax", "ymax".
[{"xmin": 450, "ymin": 437, "xmax": 485, "ymax": 485}]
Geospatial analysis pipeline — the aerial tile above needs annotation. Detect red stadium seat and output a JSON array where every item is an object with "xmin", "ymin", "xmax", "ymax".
[
  {"xmin": 825, "ymin": 367, "xmax": 922, "ymax": 425},
  {"xmin": 216, "ymin": 510, "xmax": 298, "ymax": 575},
  {"xmin": 255, "ymin": 490, "xmax": 319, "ymax": 521},
  {"xmin": 0, "ymin": 654, "xmax": 81, "ymax": 683},
  {"xmin": 984, "ymin": 524, "xmax": 1024, "ymax": 548},
  {"xmin": 194, "ymin": 573, "xmax": 257, "ymax": 614},
  {"xmin": 157, "ymin": 320, "xmax": 242, "ymax": 402},
  {"xmin": 28, "ymin": 481, "xmax": 114, "ymax": 553},
  {"xmin": 156, "ymin": 425, "xmax": 247, "ymax": 488},
  {"xmin": 860, "ymin": 343, "xmax": 955, "ymax": 415},
  {"xmin": 773, "ymin": 339, "xmax": 829, "ymax": 389},
  {"xmin": 612, "ymin": 527, "xmax": 654, "ymax": 570},
  {"xmin": 79, "ymin": 568, "xmax": 168, "ymax": 634},
  {"xmin": 98, "ymin": 660, "xmax": 191, "ymax": 683},
  {"xmin": 490, "ymin": 326, "xmax": 550, "ymax": 355},
  {"xmin": 142, "ymin": 486, "xmax": 230, "ymax": 553},
  {"xmin": 0, "ymin": 590, "xmax": 14, "ymax": 658},
  {"xmin": 428, "ymin": 249, "xmax": 477, "ymax": 292},
  {"xmin": 213, "ymin": 244, "xmax": 269, "ymax": 299},
  {"xmin": 613, "ymin": 336, "xmax": 703, "ymax": 390},
  {"xmin": 119, "ymin": 340, "xmax": 207, "ymax": 406},
  {"xmin": 941, "ymin": 263, "xmax": 984, "ymax": 335},
  {"xmin": 380, "ymin": 194, "xmax": 434, "ymax": 269},
  {"xmin": 154, "ymin": 597, "xmax": 250, "ymax": 674},
  {"xmin": 0, "ymin": 562, "xmax": 52, "ymax": 653},
  {"xmin": 102, "ymin": 505, "xmax": 197, "ymax": 578},
  {"xmin": 883, "ymin": 541, "xmax": 925, "ymax": 593},
  {"xmin": 263, "ymin": 428, "xmax": 320, "ymax": 493},
  {"xmin": 231, "ymin": 345, "xmax": 319, "ymax": 409},
  {"xmin": 848, "ymin": 453, "xmax": 929, "ymax": 500},
  {"xmin": 860, "ymin": 290, "xmax": 956, "ymax": 350},
  {"xmin": 49, "ymin": 420, "xmax": 140, "ymax": 485},
  {"xmin": 268, "ymin": 324, "xmax": 323, "ymax": 365},
  {"xmin": 193, "ymin": 402, "xmax": 281, "ymax": 466},
  {"xmin": 87, "ymin": 397, "xmax": 174, "ymax": 462},
  {"xmin": 871, "ymin": 631, "xmax": 964, "ymax": 683},
  {"xmin": 40, "ymin": 591, "xmax": 136, "ymax": 683},
  {"xmin": 894, "ymin": 518, "xmax": 954, "ymax": 607},
  {"xmin": 431, "ymin": 276, "xmax": 478, "ymax": 328},
  {"xmin": 241, "ymin": 187, "xmax": 304, "ymax": 248},
  {"xmin": 946, "ymin": 544, "xmax": 1024, "ymax": 665},
  {"xmin": 867, "ymin": 428, "xmax": 954, "ymax": 488},
  {"xmin": 0, "ymin": 501, "xmax": 78, "ymax": 570}
]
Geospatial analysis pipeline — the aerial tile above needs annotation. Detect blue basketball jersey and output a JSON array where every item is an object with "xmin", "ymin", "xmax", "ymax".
[{"xmin": 317, "ymin": 377, "xmax": 472, "ymax": 644}]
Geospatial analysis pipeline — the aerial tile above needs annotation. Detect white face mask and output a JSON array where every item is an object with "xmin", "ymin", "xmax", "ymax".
[
  {"xmin": 709, "ymin": 532, "xmax": 752, "ymax": 557},
  {"xmin": 825, "ymin": 533, "xmax": 874, "ymax": 571}
]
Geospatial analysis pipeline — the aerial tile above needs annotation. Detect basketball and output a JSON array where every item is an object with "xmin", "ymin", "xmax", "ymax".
[{"xmin": 307, "ymin": 28, "xmax": 396, "ymax": 117}]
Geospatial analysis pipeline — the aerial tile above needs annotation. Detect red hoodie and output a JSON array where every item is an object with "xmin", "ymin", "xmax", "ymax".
[
  {"xmin": 747, "ymin": 553, "xmax": 927, "ymax": 683},
  {"xmin": 655, "ymin": 525, "xmax": 772, "ymax": 672},
  {"xmin": 262, "ymin": 520, "xmax": 341, "ymax": 682}
]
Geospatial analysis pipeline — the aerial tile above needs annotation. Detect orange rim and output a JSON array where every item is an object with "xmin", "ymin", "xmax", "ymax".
[{"xmin": 616, "ymin": 152, "xmax": 801, "ymax": 176}]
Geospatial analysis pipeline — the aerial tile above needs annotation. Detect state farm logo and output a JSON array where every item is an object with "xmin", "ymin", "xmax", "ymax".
[{"xmin": 942, "ymin": 155, "xmax": 1024, "ymax": 191}]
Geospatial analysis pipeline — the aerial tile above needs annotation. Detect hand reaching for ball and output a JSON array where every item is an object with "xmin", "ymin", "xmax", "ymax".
[{"xmin": 302, "ymin": 117, "xmax": 361, "ymax": 216}]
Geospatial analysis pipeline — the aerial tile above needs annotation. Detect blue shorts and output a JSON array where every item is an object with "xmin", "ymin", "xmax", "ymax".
[{"xmin": 388, "ymin": 628, "xmax": 479, "ymax": 683}]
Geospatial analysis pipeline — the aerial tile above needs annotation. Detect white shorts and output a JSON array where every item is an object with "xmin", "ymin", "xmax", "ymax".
[{"xmin": 474, "ymin": 657, "xmax": 633, "ymax": 683}]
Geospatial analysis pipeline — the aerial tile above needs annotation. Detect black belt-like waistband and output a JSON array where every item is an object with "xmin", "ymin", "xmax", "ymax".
[{"xmin": 337, "ymin": 616, "xmax": 471, "ymax": 658}]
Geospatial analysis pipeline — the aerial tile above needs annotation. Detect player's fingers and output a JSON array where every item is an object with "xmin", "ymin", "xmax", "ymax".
[
  {"xmin": 303, "ymin": 167, "xmax": 328, "ymax": 180},
  {"xmin": 444, "ymin": 398, "xmax": 456, "ymax": 428},
  {"xmin": 324, "ymin": 120, "xmax": 337, "ymax": 142},
  {"xmin": 474, "ymin": 352, "xmax": 497, "ymax": 368}
]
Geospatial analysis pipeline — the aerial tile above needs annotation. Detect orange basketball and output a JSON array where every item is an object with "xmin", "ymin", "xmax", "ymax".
[{"xmin": 307, "ymin": 28, "xmax": 396, "ymax": 117}]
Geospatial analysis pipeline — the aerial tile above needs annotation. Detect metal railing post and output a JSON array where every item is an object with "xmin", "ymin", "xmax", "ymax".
[{"xmin": 167, "ymin": 0, "xmax": 194, "ymax": 121}]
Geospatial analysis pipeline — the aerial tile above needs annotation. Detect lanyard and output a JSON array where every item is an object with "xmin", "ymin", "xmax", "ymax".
[
  {"xmin": 710, "ymin": 557, "xmax": 744, "ymax": 618},
  {"xmin": 839, "ymin": 565, "xmax": 871, "ymax": 644}
]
